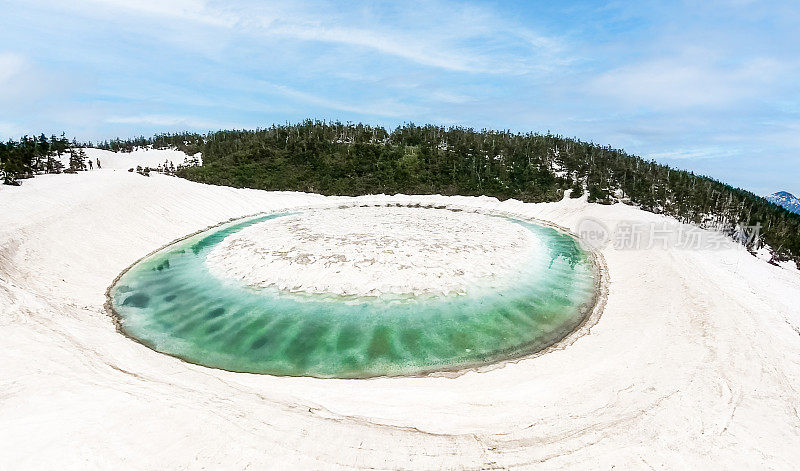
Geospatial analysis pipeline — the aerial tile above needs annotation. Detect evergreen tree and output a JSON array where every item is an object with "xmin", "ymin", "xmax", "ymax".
[
  {"xmin": 67, "ymin": 149, "xmax": 83, "ymax": 172},
  {"xmin": 77, "ymin": 148, "xmax": 87, "ymax": 170},
  {"xmin": 35, "ymin": 133, "xmax": 49, "ymax": 172},
  {"xmin": 1, "ymin": 132, "xmax": 71, "ymax": 182}
]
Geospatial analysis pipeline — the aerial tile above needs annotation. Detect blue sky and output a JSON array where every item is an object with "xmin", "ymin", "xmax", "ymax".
[{"xmin": 1, "ymin": 0, "xmax": 798, "ymax": 196}]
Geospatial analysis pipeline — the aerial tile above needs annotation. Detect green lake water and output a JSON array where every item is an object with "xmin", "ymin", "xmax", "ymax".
[{"xmin": 110, "ymin": 210, "xmax": 598, "ymax": 378}]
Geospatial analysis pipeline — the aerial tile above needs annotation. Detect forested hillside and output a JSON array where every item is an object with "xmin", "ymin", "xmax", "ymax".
[
  {"xmin": 0, "ymin": 133, "xmax": 90, "ymax": 184},
  {"xmin": 179, "ymin": 122, "xmax": 800, "ymax": 267},
  {"xmin": 94, "ymin": 133, "xmax": 204, "ymax": 155},
  {"xmin": 4, "ymin": 122, "xmax": 798, "ymax": 267}
]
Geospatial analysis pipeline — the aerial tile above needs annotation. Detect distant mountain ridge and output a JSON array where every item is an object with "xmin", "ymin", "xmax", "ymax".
[{"xmin": 767, "ymin": 191, "xmax": 800, "ymax": 215}]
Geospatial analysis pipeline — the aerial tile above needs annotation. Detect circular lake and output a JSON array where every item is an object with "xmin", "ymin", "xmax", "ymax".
[{"xmin": 108, "ymin": 205, "xmax": 600, "ymax": 378}]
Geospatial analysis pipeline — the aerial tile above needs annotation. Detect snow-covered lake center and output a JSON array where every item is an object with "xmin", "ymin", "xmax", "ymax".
[{"xmin": 206, "ymin": 206, "xmax": 543, "ymax": 297}]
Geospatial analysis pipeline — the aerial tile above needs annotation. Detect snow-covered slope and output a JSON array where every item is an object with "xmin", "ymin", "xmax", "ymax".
[
  {"xmin": 1, "ymin": 150, "xmax": 799, "ymax": 469},
  {"xmin": 767, "ymin": 191, "xmax": 800, "ymax": 215},
  {"xmin": 57, "ymin": 147, "xmax": 199, "ymax": 171}
]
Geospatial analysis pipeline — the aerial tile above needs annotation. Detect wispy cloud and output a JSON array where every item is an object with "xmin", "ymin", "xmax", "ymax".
[
  {"xmin": 256, "ymin": 81, "xmax": 422, "ymax": 117},
  {"xmin": 0, "ymin": 121, "xmax": 25, "ymax": 139},
  {"xmin": 106, "ymin": 114, "xmax": 246, "ymax": 130},
  {"xmin": 648, "ymin": 146, "xmax": 741, "ymax": 160},
  {"xmin": 0, "ymin": 52, "xmax": 27, "ymax": 85},
  {"xmin": 80, "ymin": 0, "xmax": 238, "ymax": 27},
  {"xmin": 73, "ymin": 0, "xmax": 563, "ymax": 74},
  {"xmin": 588, "ymin": 54, "xmax": 788, "ymax": 110}
]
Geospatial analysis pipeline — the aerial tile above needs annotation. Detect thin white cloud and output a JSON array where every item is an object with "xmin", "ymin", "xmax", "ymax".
[
  {"xmin": 258, "ymin": 81, "xmax": 421, "ymax": 117},
  {"xmin": 0, "ymin": 121, "xmax": 25, "ymax": 139},
  {"xmin": 268, "ymin": 24, "xmax": 478, "ymax": 73},
  {"xmin": 261, "ymin": 8, "xmax": 563, "ymax": 75},
  {"xmin": 648, "ymin": 146, "xmax": 741, "ymax": 160},
  {"xmin": 751, "ymin": 121, "xmax": 800, "ymax": 150},
  {"xmin": 428, "ymin": 90, "xmax": 474, "ymax": 105},
  {"xmin": 81, "ymin": 0, "xmax": 238, "ymax": 27},
  {"xmin": 0, "ymin": 52, "xmax": 27, "ymax": 86},
  {"xmin": 106, "ymin": 114, "xmax": 244, "ymax": 130},
  {"xmin": 588, "ymin": 55, "xmax": 787, "ymax": 109},
  {"xmin": 0, "ymin": 52, "xmax": 72, "ymax": 108},
  {"xmin": 71, "ymin": 0, "xmax": 563, "ymax": 74}
]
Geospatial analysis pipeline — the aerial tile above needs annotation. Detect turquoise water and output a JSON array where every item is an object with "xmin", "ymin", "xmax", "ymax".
[{"xmin": 110, "ymin": 209, "xmax": 598, "ymax": 378}]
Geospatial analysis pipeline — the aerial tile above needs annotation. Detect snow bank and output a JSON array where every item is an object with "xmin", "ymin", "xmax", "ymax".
[{"xmin": 1, "ymin": 149, "xmax": 799, "ymax": 469}]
